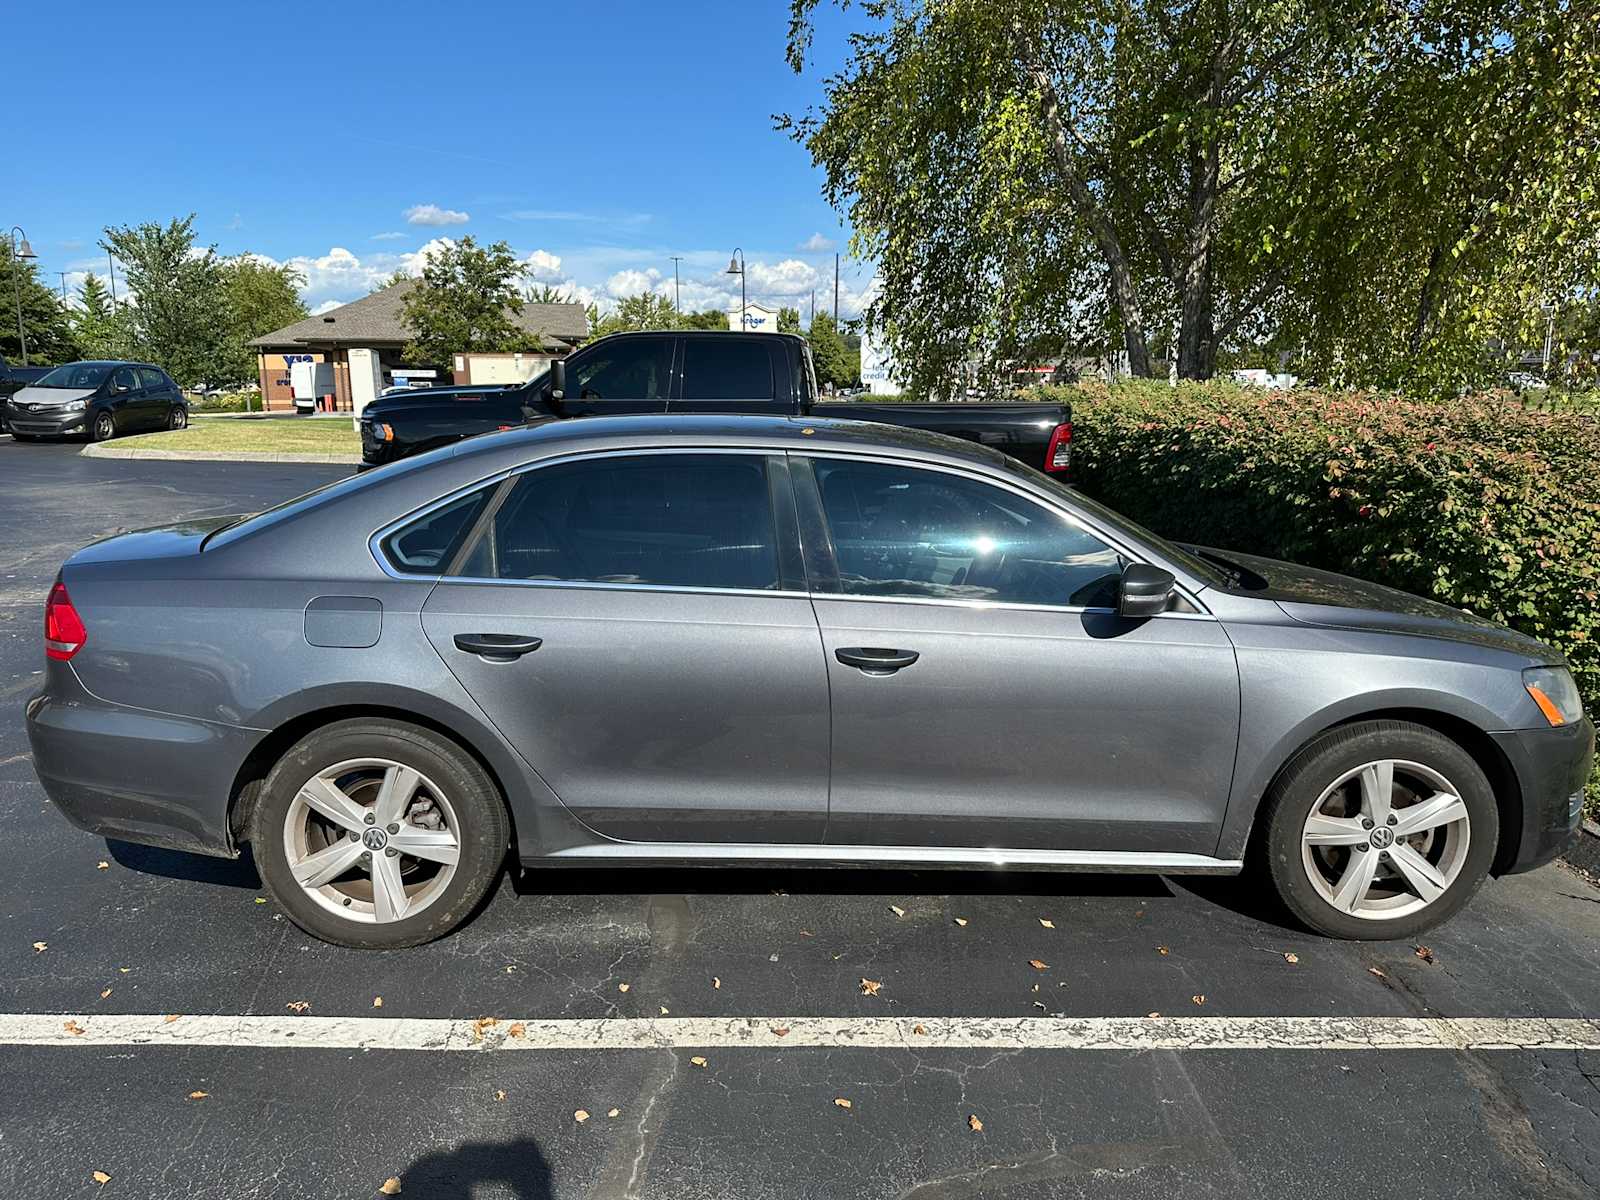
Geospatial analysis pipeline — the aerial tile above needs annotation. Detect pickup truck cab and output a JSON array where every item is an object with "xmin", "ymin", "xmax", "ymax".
[
  {"xmin": 0, "ymin": 353, "xmax": 51, "ymax": 427},
  {"xmin": 360, "ymin": 331, "xmax": 1072, "ymax": 476}
]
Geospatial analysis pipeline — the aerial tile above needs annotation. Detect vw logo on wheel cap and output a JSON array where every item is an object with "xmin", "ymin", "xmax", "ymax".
[
  {"xmin": 1369, "ymin": 826, "xmax": 1395, "ymax": 849},
  {"xmin": 362, "ymin": 827, "xmax": 389, "ymax": 850}
]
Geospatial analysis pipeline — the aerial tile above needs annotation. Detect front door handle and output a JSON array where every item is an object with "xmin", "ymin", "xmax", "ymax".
[
  {"xmin": 835, "ymin": 646, "xmax": 919, "ymax": 674},
  {"xmin": 454, "ymin": 633, "xmax": 543, "ymax": 661}
]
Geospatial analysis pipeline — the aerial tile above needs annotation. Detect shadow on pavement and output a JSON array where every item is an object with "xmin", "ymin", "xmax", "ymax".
[
  {"xmin": 106, "ymin": 839, "xmax": 262, "ymax": 889},
  {"xmin": 397, "ymin": 1137, "xmax": 553, "ymax": 1199}
]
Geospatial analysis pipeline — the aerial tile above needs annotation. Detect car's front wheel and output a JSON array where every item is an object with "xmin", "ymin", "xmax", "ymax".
[
  {"xmin": 251, "ymin": 719, "xmax": 510, "ymax": 948},
  {"xmin": 90, "ymin": 411, "xmax": 116, "ymax": 442},
  {"xmin": 1259, "ymin": 720, "xmax": 1498, "ymax": 939}
]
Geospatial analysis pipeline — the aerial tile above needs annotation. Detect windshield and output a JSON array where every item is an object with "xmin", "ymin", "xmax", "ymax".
[
  {"xmin": 34, "ymin": 363, "xmax": 113, "ymax": 389},
  {"xmin": 998, "ymin": 455, "xmax": 1230, "ymax": 588}
]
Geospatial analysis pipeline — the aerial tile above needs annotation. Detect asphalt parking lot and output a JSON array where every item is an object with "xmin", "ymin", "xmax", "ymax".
[{"xmin": 1, "ymin": 434, "xmax": 1598, "ymax": 1200}]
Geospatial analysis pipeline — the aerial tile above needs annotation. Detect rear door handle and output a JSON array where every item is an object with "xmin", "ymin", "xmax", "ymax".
[
  {"xmin": 454, "ymin": 633, "xmax": 543, "ymax": 661},
  {"xmin": 835, "ymin": 646, "xmax": 919, "ymax": 674}
]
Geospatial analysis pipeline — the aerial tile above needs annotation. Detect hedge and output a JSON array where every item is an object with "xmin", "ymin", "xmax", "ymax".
[{"xmin": 1035, "ymin": 380, "xmax": 1600, "ymax": 814}]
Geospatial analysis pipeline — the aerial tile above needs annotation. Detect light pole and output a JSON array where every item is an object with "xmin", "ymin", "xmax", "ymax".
[
  {"xmin": 669, "ymin": 256, "xmax": 683, "ymax": 313},
  {"xmin": 725, "ymin": 248, "xmax": 746, "ymax": 331},
  {"xmin": 9, "ymin": 226, "xmax": 36, "ymax": 366}
]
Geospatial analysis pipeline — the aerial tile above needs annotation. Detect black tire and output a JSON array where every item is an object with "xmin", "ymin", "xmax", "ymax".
[
  {"xmin": 1258, "ymin": 719, "xmax": 1498, "ymax": 940},
  {"xmin": 251, "ymin": 718, "xmax": 510, "ymax": 948},
  {"xmin": 90, "ymin": 410, "xmax": 116, "ymax": 442},
  {"xmin": 168, "ymin": 406, "xmax": 188, "ymax": 431}
]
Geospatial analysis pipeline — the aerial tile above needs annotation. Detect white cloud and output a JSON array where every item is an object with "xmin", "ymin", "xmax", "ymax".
[
  {"xmin": 404, "ymin": 204, "xmax": 470, "ymax": 227},
  {"xmin": 798, "ymin": 232, "xmax": 835, "ymax": 253},
  {"xmin": 747, "ymin": 257, "xmax": 821, "ymax": 295},
  {"xmin": 606, "ymin": 267, "xmax": 664, "ymax": 299},
  {"xmin": 370, "ymin": 231, "xmax": 406, "ymax": 241},
  {"xmin": 522, "ymin": 249, "xmax": 563, "ymax": 282},
  {"xmin": 310, "ymin": 299, "xmax": 343, "ymax": 315}
]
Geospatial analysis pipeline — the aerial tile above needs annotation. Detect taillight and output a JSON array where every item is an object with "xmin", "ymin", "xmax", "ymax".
[
  {"xmin": 44, "ymin": 581, "xmax": 87, "ymax": 661},
  {"xmin": 1045, "ymin": 421, "xmax": 1073, "ymax": 473}
]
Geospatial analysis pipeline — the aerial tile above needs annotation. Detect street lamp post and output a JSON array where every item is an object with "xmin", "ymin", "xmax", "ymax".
[
  {"xmin": 725, "ymin": 248, "xmax": 746, "ymax": 332},
  {"xmin": 9, "ymin": 226, "xmax": 36, "ymax": 366}
]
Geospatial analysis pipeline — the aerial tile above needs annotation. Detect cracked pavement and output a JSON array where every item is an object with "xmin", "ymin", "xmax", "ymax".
[{"xmin": 1, "ymin": 437, "xmax": 1598, "ymax": 1199}]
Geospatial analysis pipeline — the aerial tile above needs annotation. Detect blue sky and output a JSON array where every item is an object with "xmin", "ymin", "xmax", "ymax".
[{"xmin": 8, "ymin": 1, "xmax": 876, "ymax": 320}]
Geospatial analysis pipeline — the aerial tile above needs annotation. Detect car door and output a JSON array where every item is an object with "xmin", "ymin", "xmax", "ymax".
[
  {"xmin": 560, "ymin": 335, "xmax": 676, "ymax": 417},
  {"xmin": 793, "ymin": 453, "xmax": 1241, "ymax": 856},
  {"xmin": 106, "ymin": 367, "xmax": 141, "ymax": 430},
  {"xmin": 415, "ymin": 449, "xmax": 831, "ymax": 844},
  {"xmin": 137, "ymin": 368, "xmax": 174, "ymax": 428}
]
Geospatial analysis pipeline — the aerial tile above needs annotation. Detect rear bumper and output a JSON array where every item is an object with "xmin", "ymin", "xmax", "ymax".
[
  {"xmin": 25, "ymin": 671, "xmax": 259, "ymax": 859},
  {"xmin": 1490, "ymin": 717, "xmax": 1595, "ymax": 874}
]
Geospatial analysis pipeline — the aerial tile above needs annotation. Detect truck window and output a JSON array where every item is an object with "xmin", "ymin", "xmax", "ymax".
[
  {"xmin": 681, "ymin": 338, "xmax": 774, "ymax": 401},
  {"xmin": 570, "ymin": 337, "xmax": 671, "ymax": 401}
]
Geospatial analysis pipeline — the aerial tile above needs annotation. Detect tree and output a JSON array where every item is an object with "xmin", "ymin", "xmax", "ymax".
[
  {"xmin": 219, "ymin": 257, "xmax": 307, "ymax": 383},
  {"xmin": 0, "ymin": 243, "xmax": 78, "ymax": 366},
  {"xmin": 591, "ymin": 291, "xmax": 681, "ymax": 337},
  {"xmin": 400, "ymin": 237, "xmax": 535, "ymax": 368},
  {"xmin": 808, "ymin": 311, "xmax": 856, "ymax": 389},
  {"xmin": 777, "ymin": 306, "xmax": 802, "ymax": 334},
  {"xmin": 101, "ymin": 215, "xmax": 232, "ymax": 387},
  {"xmin": 72, "ymin": 274, "xmax": 131, "ymax": 360},
  {"xmin": 783, "ymin": 0, "xmax": 1600, "ymax": 395},
  {"xmin": 682, "ymin": 308, "xmax": 731, "ymax": 331},
  {"xmin": 527, "ymin": 284, "xmax": 578, "ymax": 305}
]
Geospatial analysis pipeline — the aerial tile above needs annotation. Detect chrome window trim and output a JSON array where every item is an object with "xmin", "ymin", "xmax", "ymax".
[{"xmin": 809, "ymin": 592, "xmax": 1216, "ymax": 620}]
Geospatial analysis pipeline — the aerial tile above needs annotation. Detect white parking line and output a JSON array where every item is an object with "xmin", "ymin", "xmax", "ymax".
[{"xmin": 4, "ymin": 1014, "xmax": 1599, "ymax": 1052}]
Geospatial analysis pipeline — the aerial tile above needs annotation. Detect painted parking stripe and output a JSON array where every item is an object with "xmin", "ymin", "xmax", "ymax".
[{"xmin": 3, "ymin": 1014, "xmax": 1598, "ymax": 1052}]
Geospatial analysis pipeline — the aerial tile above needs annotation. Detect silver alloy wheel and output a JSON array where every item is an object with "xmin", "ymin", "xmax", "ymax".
[
  {"xmin": 95, "ymin": 412, "xmax": 114, "ymax": 440},
  {"xmin": 169, "ymin": 407, "xmax": 187, "ymax": 430},
  {"xmin": 1301, "ymin": 758, "xmax": 1471, "ymax": 920},
  {"xmin": 283, "ymin": 757, "xmax": 462, "ymax": 924}
]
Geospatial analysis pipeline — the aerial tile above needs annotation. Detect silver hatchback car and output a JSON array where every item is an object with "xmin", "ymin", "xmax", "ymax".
[{"xmin": 27, "ymin": 415, "xmax": 1593, "ymax": 947}]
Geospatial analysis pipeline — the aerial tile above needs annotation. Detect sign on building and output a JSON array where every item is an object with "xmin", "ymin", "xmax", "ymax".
[
  {"xmin": 725, "ymin": 303, "xmax": 780, "ymax": 333},
  {"xmin": 860, "ymin": 326, "xmax": 903, "ymax": 395}
]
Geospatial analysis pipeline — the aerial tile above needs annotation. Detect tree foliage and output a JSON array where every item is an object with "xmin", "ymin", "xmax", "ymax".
[
  {"xmin": 101, "ymin": 216, "xmax": 233, "ymax": 386},
  {"xmin": 0, "ymin": 243, "xmax": 79, "ymax": 366},
  {"xmin": 777, "ymin": 305, "xmax": 803, "ymax": 333},
  {"xmin": 218, "ymin": 257, "xmax": 307, "ymax": 383},
  {"xmin": 400, "ymin": 237, "xmax": 535, "ymax": 368},
  {"xmin": 591, "ymin": 292, "xmax": 683, "ymax": 337},
  {"xmin": 71, "ymin": 274, "xmax": 132, "ymax": 360},
  {"xmin": 808, "ymin": 311, "xmax": 858, "ymax": 388},
  {"xmin": 784, "ymin": 0, "xmax": 1600, "ymax": 395}
]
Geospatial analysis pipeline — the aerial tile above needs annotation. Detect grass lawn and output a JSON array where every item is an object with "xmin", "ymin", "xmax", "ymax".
[{"xmin": 123, "ymin": 416, "xmax": 360, "ymax": 456}]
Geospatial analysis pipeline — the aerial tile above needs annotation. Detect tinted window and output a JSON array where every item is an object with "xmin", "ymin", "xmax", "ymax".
[
  {"xmin": 460, "ymin": 454, "xmax": 779, "ymax": 591},
  {"xmin": 35, "ymin": 363, "xmax": 113, "ymax": 389},
  {"xmin": 811, "ymin": 458, "xmax": 1125, "ymax": 606},
  {"xmin": 111, "ymin": 368, "xmax": 137, "ymax": 392},
  {"xmin": 570, "ymin": 338, "xmax": 671, "ymax": 400},
  {"xmin": 138, "ymin": 368, "xmax": 168, "ymax": 391},
  {"xmin": 681, "ymin": 338, "xmax": 774, "ymax": 400},
  {"xmin": 381, "ymin": 488, "xmax": 493, "ymax": 574}
]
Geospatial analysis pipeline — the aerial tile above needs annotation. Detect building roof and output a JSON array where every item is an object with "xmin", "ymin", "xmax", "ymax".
[{"xmin": 249, "ymin": 280, "xmax": 589, "ymax": 351}]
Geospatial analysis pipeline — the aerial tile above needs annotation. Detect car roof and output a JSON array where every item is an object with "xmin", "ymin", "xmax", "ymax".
[{"xmin": 56, "ymin": 359, "xmax": 160, "ymax": 370}]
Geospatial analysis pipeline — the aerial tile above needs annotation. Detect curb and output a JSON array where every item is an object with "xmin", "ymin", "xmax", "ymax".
[
  {"xmin": 1564, "ymin": 818, "xmax": 1600, "ymax": 879},
  {"xmin": 80, "ymin": 444, "xmax": 359, "ymax": 465}
]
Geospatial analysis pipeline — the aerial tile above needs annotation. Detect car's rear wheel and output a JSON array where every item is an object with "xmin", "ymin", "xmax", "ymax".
[
  {"xmin": 168, "ymin": 406, "xmax": 188, "ymax": 430},
  {"xmin": 1259, "ymin": 720, "xmax": 1498, "ymax": 940},
  {"xmin": 91, "ymin": 411, "xmax": 115, "ymax": 442},
  {"xmin": 251, "ymin": 719, "xmax": 510, "ymax": 948}
]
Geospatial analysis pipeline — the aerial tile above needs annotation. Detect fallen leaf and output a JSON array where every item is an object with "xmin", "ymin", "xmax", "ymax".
[
  {"xmin": 100, "ymin": 988, "xmax": 112, "ymax": 999},
  {"xmin": 912, "ymin": 1023, "xmax": 928, "ymax": 1036},
  {"xmin": 96, "ymin": 861, "xmax": 109, "ymax": 871},
  {"xmin": 607, "ymin": 1108, "xmax": 620, "ymax": 1118},
  {"xmin": 690, "ymin": 1056, "xmax": 708, "ymax": 1068},
  {"xmin": 1157, "ymin": 946, "xmax": 1169, "ymax": 956},
  {"xmin": 769, "ymin": 953, "xmax": 779, "ymax": 962},
  {"xmin": 1039, "ymin": 919, "xmax": 1055, "ymax": 929},
  {"xmin": 495, "ymin": 1090, "xmax": 506, "ymax": 1102},
  {"xmin": 188, "ymin": 1091, "xmax": 208, "ymax": 1100},
  {"xmin": 659, "ymin": 1006, "xmax": 670, "ymax": 1016},
  {"xmin": 63, "ymin": 1020, "xmax": 85, "ymax": 1036},
  {"xmin": 1368, "ymin": 966, "xmax": 1387, "ymax": 980},
  {"xmin": 968, "ymin": 1114, "xmax": 984, "ymax": 1132},
  {"xmin": 953, "ymin": 917, "xmax": 968, "ymax": 927},
  {"xmin": 713, "ymin": 977, "xmax": 721, "ymax": 990},
  {"xmin": 163, "ymin": 1014, "xmax": 179, "ymax": 1024},
  {"xmin": 508, "ymin": 1022, "xmax": 526, "ymax": 1039},
  {"xmin": 372, "ymin": 996, "xmax": 383, "ymax": 1008},
  {"xmin": 771, "ymin": 1026, "xmax": 790, "ymax": 1037},
  {"xmin": 253, "ymin": 897, "xmax": 267, "ymax": 905},
  {"xmin": 32, "ymin": 942, "xmax": 46, "ymax": 952},
  {"xmin": 834, "ymin": 1097, "xmax": 853, "ymax": 1109},
  {"xmin": 1414, "ymin": 945, "xmax": 1436, "ymax": 965},
  {"xmin": 860, "ymin": 978, "xmax": 883, "ymax": 997},
  {"xmin": 92, "ymin": 1171, "xmax": 112, "ymax": 1185},
  {"xmin": 1134, "ymin": 909, "xmax": 1145, "ymax": 918},
  {"xmin": 472, "ymin": 1017, "xmax": 499, "ymax": 1042},
  {"xmin": 379, "ymin": 1178, "xmax": 402, "ymax": 1196},
  {"xmin": 574, "ymin": 1109, "xmax": 590, "ymax": 1122},
  {"xmin": 799, "ymin": 929, "xmax": 814, "ymax": 937},
  {"xmin": 118, "ymin": 968, "xmax": 130, "ymax": 974},
  {"xmin": 617, "ymin": 982, "xmax": 630, "ymax": 993},
  {"xmin": 1284, "ymin": 953, "xmax": 1300, "ymax": 964},
  {"xmin": 1192, "ymin": 995, "xmax": 1206, "ymax": 1006},
  {"xmin": 285, "ymin": 1001, "xmax": 310, "ymax": 1014},
  {"xmin": 1029, "ymin": 959, "xmax": 1049, "ymax": 971},
  {"xmin": 1147, "ymin": 1012, "xmax": 1161, "ymax": 1018},
  {"xmin": 505, "ymin": 965, "xmax": 516, "ymax": 974},
  {"xmin": 889, "ymin": 905, "xmax": 906, "ymax": 918}
]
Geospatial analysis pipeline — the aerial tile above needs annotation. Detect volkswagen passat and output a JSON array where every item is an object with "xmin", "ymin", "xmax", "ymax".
[{"xmin": 26, "ymin": 416, "xmax": 1592, "ymax": 947}]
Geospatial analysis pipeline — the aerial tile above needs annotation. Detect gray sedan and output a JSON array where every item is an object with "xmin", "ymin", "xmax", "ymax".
[{"xmin": 25, "ymin": 415, "xmax": 1593, "ymax": 947}]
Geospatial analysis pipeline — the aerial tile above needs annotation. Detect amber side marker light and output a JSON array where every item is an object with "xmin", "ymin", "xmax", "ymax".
[{"xmin": 1525, "ymin": 683, "xmax": 1567, "ymax": 727}]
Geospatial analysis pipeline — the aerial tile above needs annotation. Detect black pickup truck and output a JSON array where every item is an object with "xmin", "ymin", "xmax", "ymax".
[
  {"xmin": 360, "ymin": 331, "xmax": 1072, "ymax": 476},
  {"xmin": 0, "ymin": 354, "xmax": 50, "ymax": 398}
]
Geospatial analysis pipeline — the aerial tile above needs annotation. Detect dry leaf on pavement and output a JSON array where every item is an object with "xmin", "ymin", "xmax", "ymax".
[
  {"xmin": 1157, "ymin": 946, "xmax": 1169, "ymax": 956},
  {"xmin": 912, "ymin": 1023, "xmax": 928, "ymax": 1035},
  {"xmin": 608, "ymin": 1108, "xmax": 620, "ymax": 1118},
  {"xmin": 100, "ymin": 988, "xmax": 112, "ymax": 999},
  {"xmin": 471, "ymin": 1017, "xmax": 499, "ymax": 1041},
  {"xmin": 834, "ymin": 1098, "xmax": 853, "ymax": 1109},
  {"xmin": 253, "ymin": 897, "xmax": 267, "ymax": 905},
  {"xmin": 96, "ymin": 861, "xmax": 109, "ymax": 870},
  {"xmin": 32, "ymin": 942, "xmax": 46, "ymax": 952},
  {"xmin": 508, "ymin": 1022, "xmax": 526, "ymax": 1038},
  {"xmin": 659, "ymin": 1006, "xmax": 669, "ymax": 1015},
  {"xmin": 968, "ymin": 1114, "xmax": 984, "ymax": 1132},
  {"xmin": 1414, "ymin": 945, "xmax": 1436, "ymax": 964},
  {"xmin": 163, "ymin": 1014, "xmax": 179, "ymax": 1024},
  {"xmin": 713, "ymin": 977, "xmax": 721, "ymax": 989},
  {"xmin": 285, "ymin": 1001, "xmax": 311, "ymax": 1014},
  {"xmin": 575, "ymin": 1109, "xmax": 590, "ymax": 1122},
  {"xmin": 1192, "ymin": 995, "xmax": 1206, "ymax": 1006},
  {"xmin": 859, "ymin": 978, "xmax": 883, "ymax": 997},
  {"xmin": 495, "ymin": 1090, "xmax": 506, "ymax": 1102},
  {"xmin": 953, "ymin": 917, "xmax": 968, "ymax": 927},
  {"xmin": 1284, "ymin": 953, "xmax": 1299, "ymax": 964},
  {"xmin": 771, "ymin": 1026, "xmax": 790, "ymax": 1037},
  {"xmin": 63, "ymin": 1020, "xmax": 85, "ymax": 1036},
  {"xmin": 690, "ymin": 1056, "xmax": 708, "ymax": 1068},
  {"xmin": 1368, "ymin": 966, "xmax": 1387, "ymax": 979},
  {"xmin": 92, "ymin": 1171, "xmax": 112, "ymax": 1185},
  {"xmin": 379, "ymin": 1178, "xmax": 402, "ymax": 1196},
  {"xmin": 372, "ymin": 996, "xmax": 383, "ymax": 1008},
  {"xmin": 1039, "ymin": 919, "xmax": 1055, "ymax": 929},
  {"xmin": 618, "ymin": 983, "xmax": 630, "ymax": 993},
  {"xmin": 889, "ymin": 905, "xmax": 906, "ymax": 918},
  {"xmin": 1029, "ymin": 960, "xmax": 1049, "ymax": 971},
  {"xmin": 188, "ymin": 1091, "xmax": 208, "ymax": 1100}
]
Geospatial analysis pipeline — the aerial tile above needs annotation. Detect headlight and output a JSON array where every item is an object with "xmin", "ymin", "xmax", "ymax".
[
  {"xmin": 62, "ymin": 399, "xmax": 87, "ymax": 412},
  {"xmin": 1523, "ymin": 666, "xmax": 1584, "ymax": 727}
]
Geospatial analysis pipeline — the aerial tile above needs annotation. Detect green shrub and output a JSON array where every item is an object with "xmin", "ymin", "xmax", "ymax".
[
  {"xmin": 189, "ymin": 390, "xmax": 260, "ymax": 413},
  {"xmin": 1035, "ymin": 379, "xmax": 1600, "ymax": 815}
]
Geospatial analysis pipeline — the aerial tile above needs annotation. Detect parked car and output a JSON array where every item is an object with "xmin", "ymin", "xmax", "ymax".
[
  {"xmin": 26, "ymin": 415, "xmax": 1591, "ymax": 948},
  {"xmin": 4, "ymin": 360, "xmax": 187, "ymax": 442},
  {"xmin": 0, "ymin": 352, "xmax": 51, "ymax": 400},
  {"xmin": 358, "ymin": 330, "xmax": 1074, "ymax": 476},
  {"xmin": 1507, "ymin": 371, "xmax": 1549, "ymax": 391}
]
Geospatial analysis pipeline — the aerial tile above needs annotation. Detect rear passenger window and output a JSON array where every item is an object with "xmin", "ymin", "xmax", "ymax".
[
  {"xmin": 680, "ymin": 338, "xmax": 774, "ymax": 401},
  {"xmin": 138, "ymin": 368, "xmax": 167, "ymax": 391},
  {"xmin": 458, "ymin": 454, "xmax": 779, "ymax": 591},
  {"xmin": 381, "ymin": 488, "xmax": 493, "ymax": 574}
]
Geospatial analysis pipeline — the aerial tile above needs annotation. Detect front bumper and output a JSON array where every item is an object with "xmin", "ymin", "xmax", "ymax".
[
  {"xmin": 1490, "ymin": 717, "xmax": 1595, "ymax": 873},
  {"xmin": 25, "ymin": 667, "xmax": 259, "ymax": 859},
  {"xmin": 4, "ymin": 405, "xmax": 88, "ymax": 436}
]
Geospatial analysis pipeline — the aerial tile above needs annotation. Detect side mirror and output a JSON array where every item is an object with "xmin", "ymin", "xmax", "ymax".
[
  {"xmin": 1118, "ymin": 562, "xmax": 1176, "ymax": 618},
  {"xmin": 549, "ymin": 358, "xmax": 566, "ymax": 404}
]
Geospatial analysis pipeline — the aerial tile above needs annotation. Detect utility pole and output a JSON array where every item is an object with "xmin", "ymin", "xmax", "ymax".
[
  {"xmin": 810, "ymin": 287, "xmax": 815, "ymax": 327},
  {"xmin": 60, "ymin": 273, "xmax": 68, "ymax": 302},
  {"xmin": 107, "ymin": 252, "xmax": 120, "ymax": 311},
  {"xmin": 669, "ymin": 256, "xmax": 683, "ymax": 313},
  {"xmin": 833, "ymin": 254, "xmax": 840, "ymax": 324}
]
